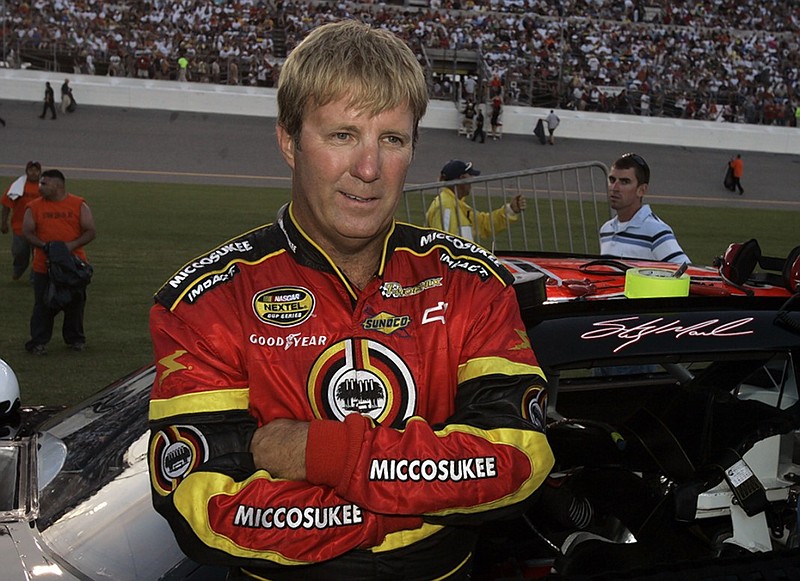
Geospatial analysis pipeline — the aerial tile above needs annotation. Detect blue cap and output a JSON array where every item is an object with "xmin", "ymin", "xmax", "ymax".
[{"xmin": 440, "ymin": 160, "xmax": 480, "ymax": 181}]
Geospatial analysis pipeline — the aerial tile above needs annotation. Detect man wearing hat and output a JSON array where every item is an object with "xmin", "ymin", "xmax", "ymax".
[
  {"xmin": 426, "ymin": 160, "xmax": 526, "ymax": 242},
  {"xmin": 1, "ymin": 161, "xmax": 42, "ymax": 280}
]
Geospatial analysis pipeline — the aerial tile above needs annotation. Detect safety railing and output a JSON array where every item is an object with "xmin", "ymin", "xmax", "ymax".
[{"xmin": 400, "ymin": 161, "xmax": 611, "ymax": 254}]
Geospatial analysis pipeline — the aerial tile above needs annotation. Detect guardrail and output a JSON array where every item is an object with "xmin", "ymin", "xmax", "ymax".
[
  {"xmin": 3, "ymin": 69, "xmax": 798, "ymax": 154},
  {"xmin": 401, "ymin": 161, "xmax": 610, "ymax": 254}
]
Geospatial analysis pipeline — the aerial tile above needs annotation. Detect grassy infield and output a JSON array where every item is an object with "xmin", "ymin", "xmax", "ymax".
[{"xmin": 1, "ymin": 177, "xmax": 798, "ymax": 407}]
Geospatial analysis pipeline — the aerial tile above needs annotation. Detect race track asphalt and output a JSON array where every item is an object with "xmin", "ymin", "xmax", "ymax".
[{"xmin": 1, "ymin": 98, "xmax": 799, "ymax": 211}]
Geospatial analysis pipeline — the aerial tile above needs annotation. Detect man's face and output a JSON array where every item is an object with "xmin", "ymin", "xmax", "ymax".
[
  {"xmin": 26, "ymin": 166, "xmax": 41, "ymax": 183},
  {"xmin": 38, "ymin": 176, "xmax": 60, "ymax": 200},
  {"xmin": 454, "ymin": 180, "xmax": 472, "ymax": 199},
  {"xmin": 607, "ymin": 166, "xmax": 647, "ymax": 221},
  {"xmin": 277, "ymin": 96, "xmax": 415, "ymax": 256}
]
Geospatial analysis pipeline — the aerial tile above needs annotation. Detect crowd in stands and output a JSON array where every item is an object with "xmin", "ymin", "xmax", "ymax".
[{"xmin": 3, "ymin": 0, "xmax": 799, "ymax": 126}]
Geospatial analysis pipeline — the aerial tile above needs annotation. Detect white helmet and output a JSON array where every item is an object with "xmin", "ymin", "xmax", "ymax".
[{"xmin": 0, "ymin": 358, "xmax": 21, "ymax": 417}]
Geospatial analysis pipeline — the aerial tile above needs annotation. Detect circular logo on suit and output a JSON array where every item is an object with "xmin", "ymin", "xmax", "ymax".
[
  {"xmin": 307, "ymin": 338, "xmax": 416, "ymax": 427},
  {"xmin": 149, "ymin": 424, "xmax": 209, "ymax": 496}
]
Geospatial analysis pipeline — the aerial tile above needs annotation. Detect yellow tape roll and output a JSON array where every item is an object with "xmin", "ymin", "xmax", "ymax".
[{"xmin": 624, "ymin": 268, "xmax": 690, "ymax": 298}]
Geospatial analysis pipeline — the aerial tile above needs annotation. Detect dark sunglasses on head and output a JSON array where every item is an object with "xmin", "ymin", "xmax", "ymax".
[
  {"xmin": 619, "ymin": 152, "xmax": 650, "ymax": 183},
  {"xmin": 620, "ymin": 152, "xmax": 648, "ymax": 171}
]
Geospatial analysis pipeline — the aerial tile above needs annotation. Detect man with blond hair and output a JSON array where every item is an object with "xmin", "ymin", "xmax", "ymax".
[{"xmin": 148, "ymin": 20, "xmax": 552, "ymax": 580}]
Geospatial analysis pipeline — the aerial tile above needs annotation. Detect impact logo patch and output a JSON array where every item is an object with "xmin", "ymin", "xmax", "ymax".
[
  {"xmin": 253, "ymin": 286, "xmax": 315, "ymax": 327},
  {"xmin": 150, "ymin": 425, "xmax": 209, "ymax": 496},
  {"xmin": 307, "ymin": 338, "xmax": 416, "ymax": 427},
  {"xmin": 362, "ymin": 312, "xmax": 411, "ymax": 335}
]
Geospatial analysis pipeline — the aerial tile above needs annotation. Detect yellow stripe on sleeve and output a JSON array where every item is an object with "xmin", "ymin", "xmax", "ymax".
[
  {"xmin": 458, "ymin": 356, "xmax": 544, "ymax": 384},
  {"xmin": 149, "ymin": 388, "xmax": 250, "ymax": 421}
]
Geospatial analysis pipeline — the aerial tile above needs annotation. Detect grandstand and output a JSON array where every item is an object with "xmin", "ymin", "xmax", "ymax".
[{"xmin": 1, "ymin": 1, "xmax": 798, "ymax": 126}]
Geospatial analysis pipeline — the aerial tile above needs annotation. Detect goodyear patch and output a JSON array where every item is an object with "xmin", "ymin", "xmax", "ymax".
[{"xmin": 253, "ymin": 286, "xmax": 315, "ymax": 327}]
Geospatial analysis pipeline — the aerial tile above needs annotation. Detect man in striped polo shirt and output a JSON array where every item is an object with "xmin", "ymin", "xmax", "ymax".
[{"xmin": 599, "ymin": 152, "xmax": 690, "ymax": 264}]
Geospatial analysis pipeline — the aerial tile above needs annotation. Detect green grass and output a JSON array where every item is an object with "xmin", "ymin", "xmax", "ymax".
[
  {"xmin": 1, "ymin": 178, "xmax": 797, "ymax": 406},
  {"xmin": 2, "ymin": 180, "xmax": 289, "ymax": 406}
]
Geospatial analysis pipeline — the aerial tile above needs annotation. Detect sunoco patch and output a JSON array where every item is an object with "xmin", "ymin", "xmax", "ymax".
[{"xmin": 253, "ymin": 286, "xmax": 315, "ymax": 327}]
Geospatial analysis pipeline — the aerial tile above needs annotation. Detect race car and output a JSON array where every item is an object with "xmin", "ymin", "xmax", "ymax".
[{"xmin": 1, "ymin": 241, "xmax": 799, "ymax": 580}]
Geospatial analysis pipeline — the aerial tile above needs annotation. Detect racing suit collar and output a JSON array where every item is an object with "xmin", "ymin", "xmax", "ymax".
[{"xmin": 280, "ymin": 203, "xmax": 397, "ymax": 298}]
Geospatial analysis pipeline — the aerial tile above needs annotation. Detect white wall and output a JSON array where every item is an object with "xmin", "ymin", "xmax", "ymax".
[{"xmin": 3, "ymin": 68, "xmax": 798, "ymax": 155}]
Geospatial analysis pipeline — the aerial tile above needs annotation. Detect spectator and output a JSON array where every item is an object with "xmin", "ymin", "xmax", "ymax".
[
  {"xmin": 147, "ymin": 21, "xmax": 553, "ymax": 581},
  {"xmin": 489, "ymin": 73, "xmax": 503, "ymax": 98},
  {"xmin": 60, "ymin": 79, "xmax": 75, "ymax": 113},
  {"xmin": 107, "ymin": 55, "xmax": 123, "ymax": 77},
  {"xmin": 227, "ymin": 58, "xmax": 239, "ymax": 85},
  {"xmin": 640, "ymin": 90, "xmax": 651, "ymax": 116},
  {"xmin": 729, "ymin": 154, "xmax": 745, "ymax": 195},
  {"xmin": 39, "ymin": 82, "xmax": 57, "ymax": 120},
  {"xmin": 462, "ymin": 75, "xmax": 476, "ymax": 102},
  {"xmin": 22, "ymin": 169, "xmax": 96, "ymax": 355},
  {"xmin": 177, "ymin": 56, "xmax": 189, "ymax": 82},
  {"xmin": 546, "ymin": 109, "xmax": 560, "ymax": 145},
  {"xmin": 136, "ymin": 53, "xmax": 151, "ymax": 79},
  {"xmin": 462, "ymin": 97, "xmax": 477, "ymax": 138},
  {"xmin": 472, "ymin": 106, "xmax": 486, "ymax": 143},
  {"xmin": 1, "ymin": 161, "xmax": 42, "ymax": 281},
  {"xmin": 599, "ymin": 153, "xmax": 690, "ymax": 264},
  {"xmin": 427, "ymin": 160, "xmax": 526, "ymax": 241},
  {"xmin": 6, "ymin": 0, "xmax": 799, "ymax": 127},
  {"xmin": 572, "ymin": 84, "xmax": 586, "ymax": 111},
  {"xmin": 490, "ymin": 96, "xmax": 502, "ymax": 139}
]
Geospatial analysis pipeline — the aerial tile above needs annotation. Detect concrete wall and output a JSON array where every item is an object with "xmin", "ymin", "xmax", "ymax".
[{"xmin": 3, "ymin": 68, "xmax": 798, "ymax": 155}]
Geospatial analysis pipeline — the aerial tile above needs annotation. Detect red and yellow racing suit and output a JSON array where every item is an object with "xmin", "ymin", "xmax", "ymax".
[{"xmin": 148, "ymin": 204, "xmax": 554, "ymax": 580}]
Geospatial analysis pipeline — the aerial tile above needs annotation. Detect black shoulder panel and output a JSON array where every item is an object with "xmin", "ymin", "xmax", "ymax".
[
  {"xmin": 392, "ymin": 222, "xmax": 514, "ymax": 285},
  {"xmin": 155, "ymin": 223, "xmax": 284, "ymax": 310}
]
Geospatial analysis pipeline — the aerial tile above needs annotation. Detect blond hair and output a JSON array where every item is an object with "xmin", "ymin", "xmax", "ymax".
[{"xmin": 277, "ymin": 20, "xmax": 428, "ymax": 147}]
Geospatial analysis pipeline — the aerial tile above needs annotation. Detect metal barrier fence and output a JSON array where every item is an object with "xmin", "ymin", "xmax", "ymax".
[{"xmin": 401, "ymin": 161, "xmax": 611, "ymax": 254}]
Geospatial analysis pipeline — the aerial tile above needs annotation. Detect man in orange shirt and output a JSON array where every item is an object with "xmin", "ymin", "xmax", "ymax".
[
  {"xmin": 22, "ymin": 169, "xmax": 96, "ymax": 355},
  {"xmin": 729, "ymin": 154, "xmax": 744, "ymax": 195},
  {"xmin": 1, "ymin": 161, "xmax": 41, "ymax": 280}
]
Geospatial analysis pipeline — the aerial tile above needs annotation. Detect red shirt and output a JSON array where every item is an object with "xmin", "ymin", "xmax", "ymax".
[
  {"xmin": 731, "ymin": 157, "xmax": 744, "ymax": 178},
  {"xmin": 2, "ymin": 178, "xmax": 40, "ymax": 235},
  {"xmin": 26, "ymin": 194, "xmax": 88, "ymax": 273}
]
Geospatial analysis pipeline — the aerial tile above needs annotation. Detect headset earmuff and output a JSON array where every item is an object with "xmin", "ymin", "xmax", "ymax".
[
  {"xmin": 783, "ymin": 246, "xmax": 800, "ymax": 293},
  {"xmin": 720, "ymin": 239, "xmax": 761, "ymax": 286}
]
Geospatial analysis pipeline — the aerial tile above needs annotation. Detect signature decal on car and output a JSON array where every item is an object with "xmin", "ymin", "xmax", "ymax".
[{"xmin": 581, "ymin": 316, "xmax": 755, "ymax": 352}]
